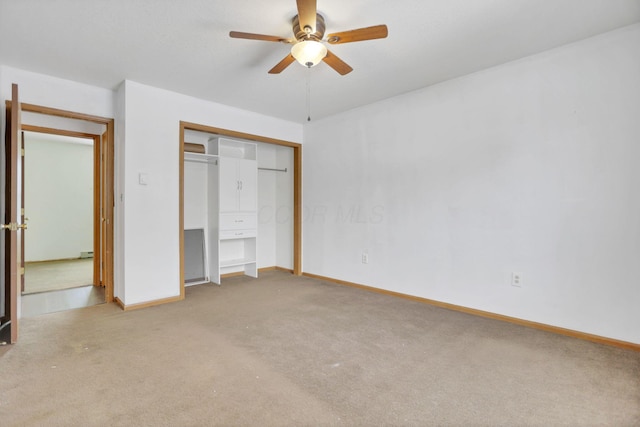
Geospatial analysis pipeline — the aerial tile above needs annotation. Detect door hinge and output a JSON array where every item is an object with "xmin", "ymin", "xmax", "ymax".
[
  {"xmin": 21, "ymin": 148, "xmax": 25, "ymax": 157},
  {"xmin": 20, "ymin": 267, "xmax": 25, "ymax": 275}
]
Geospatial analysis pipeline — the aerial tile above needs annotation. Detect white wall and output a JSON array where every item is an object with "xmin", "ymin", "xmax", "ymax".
[
  {"xmin": 183, "ymin": 164, "xmax": 209, "ymax": 231},
  {"xmin": 257, "ymin": 144, "xmax": 278, "ymax": 268},
  {"xmin": 0, "ymin": 66, "xmax": 114, "ymax": 119},
  {"xmin": 114, "ymin": 82, "xmax": 126, "ymax": 301},
  {"xmin": 24, "ymin": 134, "xmax": 93, "ymax": 261},
  {"xmin": 276, "ymin": 146, "xmax": 294, "ymax": 270},
  {"xmin": 302, "ymin": 24, "xmax": 640, "ymax": 344},
  {"xmin": 258, "ymin": 143, "xmax": 295, "ymax": 271},
  {"xmin": 119, "ymin": 80, "xmax": 302, "ymax": 305}
]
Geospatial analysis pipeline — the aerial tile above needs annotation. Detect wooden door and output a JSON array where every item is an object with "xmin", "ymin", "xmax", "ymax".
[{"xmin": 3, "ymin": 84, "xmax": 24, "ymax": 343}]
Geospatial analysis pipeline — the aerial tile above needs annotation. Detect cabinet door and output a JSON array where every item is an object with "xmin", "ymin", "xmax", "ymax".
[
  {"xmin": 237, "ymin": 159, "xmax": 257, "ymax": 212},
  {"xmin": 219, "ymin": 158, "xmax": 238, "ymax": 212}
]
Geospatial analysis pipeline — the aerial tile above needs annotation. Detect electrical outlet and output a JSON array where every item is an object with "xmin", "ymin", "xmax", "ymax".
[
  {"xmin": 362, "ymin": 253, "xmax": 369, "ymax": 264},
  {"xmin": 511, "ymin": 272, "xmax": 522, "ymax": 287}
]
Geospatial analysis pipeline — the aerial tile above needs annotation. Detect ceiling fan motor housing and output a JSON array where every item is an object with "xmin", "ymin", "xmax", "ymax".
[{"xmin": 293, "ymin": 13, "xmax": 326, "ymax": 41}]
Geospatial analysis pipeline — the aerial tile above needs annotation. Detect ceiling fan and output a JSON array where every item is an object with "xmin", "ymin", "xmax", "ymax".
[{"xmin": 229, "ymin": 0, "xmax": 388, "ymax": 75}]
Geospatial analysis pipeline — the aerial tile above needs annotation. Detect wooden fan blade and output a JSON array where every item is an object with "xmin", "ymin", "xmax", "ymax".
[
  {"xmin": 229, "ymin": 31, "xmax": 292, "ymax": 43},
  {"xmin": 268, "ymin": 54, "xmax": 296, "ymax": 74},
  {"xmin": 296, "ymin": 0, "xmax": 317, "ymax": 32},
  {"xmin": 322, "ymin": 50, "xmax": 353, "ymax": 75},
  {"xmin": 327, "ymin": 25, "xmax": 388, "ymax": 44}
]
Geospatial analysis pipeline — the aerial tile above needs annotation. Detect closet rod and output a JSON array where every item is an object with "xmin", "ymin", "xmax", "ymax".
[
  {"xmin": 184, "ymin": 158, "xmax": 218, "ymax": 165},
  {"xmin": 258, "ymin": 167, "xmax": 287, "ymax": 173}
]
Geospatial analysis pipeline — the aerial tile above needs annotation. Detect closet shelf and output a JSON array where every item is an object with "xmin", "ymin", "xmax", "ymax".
[
  {"xmin": 184, "ymin": 152, "xmax": 219, "ymax": 163},
  {"xmin": 220, "ymin": 258, "xmax": 256, "ymax": 268}
]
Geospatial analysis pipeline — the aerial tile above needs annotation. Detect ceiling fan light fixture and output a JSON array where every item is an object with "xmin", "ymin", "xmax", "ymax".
[{"xmin": 291, "ymin": 40, "xmax": 327, "ymax": 68}]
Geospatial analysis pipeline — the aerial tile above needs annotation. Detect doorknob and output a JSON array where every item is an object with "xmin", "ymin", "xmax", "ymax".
[{"xmin": 1, "ymin": 223, "xmax": 27, "ymax": 231}]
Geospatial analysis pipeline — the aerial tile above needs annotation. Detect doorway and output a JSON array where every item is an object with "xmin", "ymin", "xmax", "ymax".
[
  {"xmin": 3, "ymin": 100, "xmax": 114, "ymax": 325},
  {"xmin": 20, "ymin": 130, "xmax": 104, "ymax": 316}
]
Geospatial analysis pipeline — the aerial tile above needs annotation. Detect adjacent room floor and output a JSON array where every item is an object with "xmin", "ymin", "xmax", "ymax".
[
  {"xmin": 21, "ymin": 258, "xmax": 105, "ymax": 317},
  {"xmin": 21, "ymin": 285, "xmax": 105, "ymax": 318},
  {"xmin": 2, "ymin": 271, "xmax": 639, "ymax": 425},
  {"xmin": 24, "ymin": 258, "xmax": 94, "ymax": 294}
]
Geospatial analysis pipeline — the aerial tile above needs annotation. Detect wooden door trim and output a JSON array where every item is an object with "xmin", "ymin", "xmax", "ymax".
[
  {"xmin": 92, "ymin": 135, "xmax": 101, "ymax": 287},
  {"xmin": 181, "ymin": 122, "xmax": 302, "ymax": 148},
  {"xmin": 7, "ymin": 101, "xmax": 115, "ymax": 303},
  {"xmin": 179, "ymin": 121, "xmax": 303, "ymax": 298},
  {"xmin": 17, "ymin": 102, "xmax": 113, "ymax": 125},
  {"xmin": 104, "ymin": 126, "xmax": 114, "ymax": 302},
  {"xmin": 19, "ymin": 125, "xmax": 97, "ymax": 140}
]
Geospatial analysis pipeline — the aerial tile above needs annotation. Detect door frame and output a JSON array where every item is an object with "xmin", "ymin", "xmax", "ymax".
[
  {"xmin": 179, "ymin": 121, "xmax": 302, "ymax": 298},
  {"xmin": 6, "ymin": 101, "xmax": 115, "ymax": 303}
]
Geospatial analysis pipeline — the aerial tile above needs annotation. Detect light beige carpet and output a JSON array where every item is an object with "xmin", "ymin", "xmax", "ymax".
[
  {"xmin": 1, "ymin": 271, "xmax": 639, "ymax": 426},
  {"xmin": 24, "ymin": 259, "xmax": 94, "ymax": 294}
]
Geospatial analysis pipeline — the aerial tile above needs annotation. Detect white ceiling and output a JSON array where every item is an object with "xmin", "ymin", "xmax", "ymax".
[{"xmin": 1, "ymin": 0, "xmax": 639, "ymax": 123}]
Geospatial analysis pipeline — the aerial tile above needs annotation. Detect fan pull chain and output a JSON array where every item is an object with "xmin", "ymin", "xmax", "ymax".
[{"xmin": 306, "ymin": 66, "xmax": 312, "ymax": 122}]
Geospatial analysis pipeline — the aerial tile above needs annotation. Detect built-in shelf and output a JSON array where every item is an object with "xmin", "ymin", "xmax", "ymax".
[
  {"xmin": 184, "ymin": 152, "xmax": 218, "ymax": 163},
  {"xmin": 220, "ymin": 258, "xmax": 257, "ymax": 268},
  {"xmin": 185, "ymin": 279, "xmax": 209, "ymax": 287},
  {"xmin": 211, "ymin": 138, "xmax": 257, "ymax": 160}
]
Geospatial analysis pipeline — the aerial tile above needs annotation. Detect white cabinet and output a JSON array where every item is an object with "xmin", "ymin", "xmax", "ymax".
[
  {"xmin": 219, "ymin": 158, "xmax": 257, "ymax": 212},
  {"xmin": 219, "ymin": 213, "xmax": 258, "ymax": 230},
  {"xmin": 211, "ymin": 138, "xmax": 258, "ymax": 283}
]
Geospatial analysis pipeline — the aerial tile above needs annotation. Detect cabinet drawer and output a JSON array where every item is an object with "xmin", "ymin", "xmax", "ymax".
[
  {"xmin": 219, "ymin": 229, "xmax": 257, "ymax": 240},
  {"xmin": 220, "ymin": 213, "xmax": 257, "ymax": 230}
]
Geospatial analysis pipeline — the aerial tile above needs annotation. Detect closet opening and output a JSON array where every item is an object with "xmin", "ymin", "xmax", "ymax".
[{"xmin": 178, "ymin": 122, "xmax": 301, "ymax": 296}]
